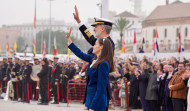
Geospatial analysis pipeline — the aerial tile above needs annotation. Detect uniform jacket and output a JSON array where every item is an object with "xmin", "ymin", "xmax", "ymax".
[
  {"xmin": 37, "ymin": 64, "xmax": 49, "ymax": 84},
  {"xmin": 23, "ymin": 64, "xmax": 32, "ymax": 82},
  {"xmin": 79, "ymin": 24, "xmax": 115, "ymax": 101},
  {"xmin": 51, "ymin": 63, "xmax": 61, "ymax": 84},
  {"xmin": 69, "ymin": 67, "xmax": 76, "ymax": 80},
  {"xmin": 168, "ymin": 71, "xmax": 186, "ymax": 99},
  {"xmin": 68, "ymin": 43, "xmax": 109, "ymax": 111},
  {"xmin": 12, "ymin": 63, "xmax": 20, "ymax": 78}
]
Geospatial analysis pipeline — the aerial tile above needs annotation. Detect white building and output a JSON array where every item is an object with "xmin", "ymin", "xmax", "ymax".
[
  {"xmin": 111, "ymin": 11, "xmax": 143, "ymax": 52},
  {"xmin": 142, "ymin": 1, "xmax": 190, "ymax": 52}
]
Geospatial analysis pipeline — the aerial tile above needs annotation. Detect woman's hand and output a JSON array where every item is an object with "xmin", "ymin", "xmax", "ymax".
[{"xmin": 66, "ymin": 27, "xmax": 72, "ymax": 45}]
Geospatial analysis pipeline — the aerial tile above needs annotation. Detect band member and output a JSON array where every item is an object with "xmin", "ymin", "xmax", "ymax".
[
  {"xmin": 31, "ymin": 57, "xmax": 40, "ymax": 100},
  {"xmin": 69, "ymin": 61, "xmax": 76, "ymax": 80},
  {"xmin": 2, "ymin": 57, "xmax": 8, "ymax": 93},
  {"xmin": 62, "ymin": 61, "xmax": 70, "ymax": 103},
  {"xmin": 11, "ymin": 56, "xmax": 20, "ymax": 101},
  {"xmin": 23, "ymin": 59, "xmax": 32, "ymax": 103},
  {"xmin": 37, "ymin": 58, "xmax": 49, "ymax": 105},
  {"xmin": 6, "ymin": 57, "xmax": 14, "ymax": 82},
  {"xmin": 18, "ymin": 59, "xmax": 25, "ymax": 102},
  {"xmin": 51, "ymin": 56, "xmax": 62, "ymax": 104}
]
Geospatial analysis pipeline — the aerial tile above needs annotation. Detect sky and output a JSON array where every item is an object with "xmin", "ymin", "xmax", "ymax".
[{"xmin": 0, "ymin": 0, "xmax": 190, "ymax": 26}]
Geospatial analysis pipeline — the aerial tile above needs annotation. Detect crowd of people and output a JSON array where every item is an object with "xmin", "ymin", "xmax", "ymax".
[{"xmin": 113, "ymin": 56, "xmax": 190, "ymax": 111}]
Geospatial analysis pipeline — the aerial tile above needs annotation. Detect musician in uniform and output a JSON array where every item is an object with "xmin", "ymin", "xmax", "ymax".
[
  {"xmin": 23, "ymin": 58, "xmax": 32, "ymax": 103},
  {"xmin": 17, "ymin": 58, "xmax": 25, "ymax": 102},
  {"xmin": 51, "ymin": 56, "xmax": 62, "ymax": 104},
  {"xmin": 11, "ymin": 56, "xmax": 20, "ymax": 101},
  {"xmin": 62, "ymin": 61, "xmax": 70, "ymax": 103},
  {"xmin": 37, "ymin": 58, "xmax": 49, "ymax": 105},
  {"xmin": 2, "ymin": 57, "xmax": 8, "ymax": 94},
  {"xmin": 6, "ymin": 57, "xmax": 14, "ymax": 82},
  {"xmin": 58, "ymin": 60, "xmax": 64, "ymax": 102},
  {"xmin": 73, "ymin": 6, "xmax": 115, "ymax": 110},
  {"xmin": 31, "ymin": 57, "xmax": 40, "ymax": 100}
]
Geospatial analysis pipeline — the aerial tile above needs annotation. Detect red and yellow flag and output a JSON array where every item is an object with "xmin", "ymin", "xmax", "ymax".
[
  {"xmin": 33, "ymin": 40, "xmax": 37, "ymax": 56},
  {"xmin": 6, "ymin": 42, "xmax": 11, "ymax": 57}
]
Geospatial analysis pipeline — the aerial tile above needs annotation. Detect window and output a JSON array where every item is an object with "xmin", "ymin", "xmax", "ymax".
[
  {"xmin": 164, "ymin": 29, "xmax": 167, "ymax": 37},
  {"xmin": 176, "ymin": 28, "xmax": 179, "ymax": 37},
  {"xmin": 185, "ymin": 27, "xmax": 188, "ymax": 37}
]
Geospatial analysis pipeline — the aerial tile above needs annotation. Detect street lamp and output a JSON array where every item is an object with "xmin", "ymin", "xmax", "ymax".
[{"xmin": 47, "ymin": 0, "xmax": 55, "ymax": 54}]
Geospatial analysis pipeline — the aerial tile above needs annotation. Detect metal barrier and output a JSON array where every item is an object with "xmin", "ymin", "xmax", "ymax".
[{"xmin": 66, "ymin": 80, "xmax": 86, "ymax": 106}]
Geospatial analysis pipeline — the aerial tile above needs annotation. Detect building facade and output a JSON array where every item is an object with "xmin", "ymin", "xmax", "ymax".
[{"xmin": 142, "ymin": 1, "xmax": 190, "ymax": 52}]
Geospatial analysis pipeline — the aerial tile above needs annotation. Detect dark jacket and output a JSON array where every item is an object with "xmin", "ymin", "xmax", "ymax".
[
  {"xmin": 37, "ymin": 64, "xmax": 49, "ymax": 84},
  {"xmin": 23, "ymin": 64, "xmax": 32, "ymax": 82},
  {"xmin": 138, "ymin": 69, "xmax": 149, "ymax": 98}
]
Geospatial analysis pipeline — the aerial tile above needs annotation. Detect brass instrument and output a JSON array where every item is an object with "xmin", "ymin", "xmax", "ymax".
[{"xmin": 30, "ymin": 65, "xmax": 41, "ymax": 89}]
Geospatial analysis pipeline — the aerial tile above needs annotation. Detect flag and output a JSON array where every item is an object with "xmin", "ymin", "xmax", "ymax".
[
  {"xmin": 178, "ymin": 29, "xmax": 184, "ymax": 53},
  {"xmin": 33, "ymin": 0, "xmax": 36, "ymax": 29},
  {"xmin": 13, "ymin": 40, "xmax": 17, "ymax": 56},
  {"xmin": 152, "ymin": 29, "xmax": 159, "ymax": 56},
  {"xmin": 6, "ymin": 42, "xmax": 11, "ymax": 57},
  {"xmin": 43, "ymin": 41, "xmax": 46, "ymax": 57},
  {"xmin": 133, "ymin": 31, "xmax": 137, "ymax": 54},
  {"xmin": 0, "ymin": 45, "xmax": 1, "ymax": 54},
  {"xmin": 53, "ymin": 36, "xmax": 57, "ymax": 55},
  {"xmin": 67, "ymin": 48, "xmax": 70, "ymax": 57},
  {"xmin": 24, "ymin": 44, "xmax": 28, "ymax": 57},
  {"xmin": 33, "ymin": 40, "xmax": 37, "ymax": 56},
  {"xmin": 121, "ymin": 40, "xmax": 126, "ymax": 53}
]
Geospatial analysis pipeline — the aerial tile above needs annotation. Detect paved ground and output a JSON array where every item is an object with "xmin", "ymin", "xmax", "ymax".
[{"xmin": 0, "ymin": 99, "xmax": 142, "ymax": 111}]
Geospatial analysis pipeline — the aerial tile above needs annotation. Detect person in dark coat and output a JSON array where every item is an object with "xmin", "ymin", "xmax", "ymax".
[
  {"xmin": 37, "ymin": 58, "xmax": 49, "ymax": 105},
  {"xmin": 73, "ymin": 6, "xmax": 115, "ymax": 111},
  {"xmin": 11, "ymin": 56, "xmax": 20, "ymax": 101},
  {"xmin": 145, "ymin": 62, "xmax": 161, "ymax": 111},
  {"xmin": 23, "ymin": 59, "xmax": 32, "ymax": 103},
  {"xmin": 51, "ymin": 56, "xmax": 62, "ymax": 104},
  {"xmin": 137, "ymin": 61, "xmax": 151, "ymax": 111},
  {"xmin": 1, "ymin": 57, "xmax": 8, "ymax": 93}
]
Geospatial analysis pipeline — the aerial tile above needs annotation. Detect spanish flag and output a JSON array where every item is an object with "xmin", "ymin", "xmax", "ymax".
[
  {"xmin": 6, "ymin": 42, "xmax": 11, "ymax": 57},
  {"xmin": 33, "ymin": 40, "xmax": 37, "ymax": 56},
  {"xmin": 13, "ymin": 40, "xmax": 17, "ymax": 55}
]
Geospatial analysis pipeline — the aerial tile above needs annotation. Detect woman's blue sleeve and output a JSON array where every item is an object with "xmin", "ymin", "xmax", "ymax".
[{"xmin": 68, "ymin": 42, "xmax": 94, "ymax": 63}]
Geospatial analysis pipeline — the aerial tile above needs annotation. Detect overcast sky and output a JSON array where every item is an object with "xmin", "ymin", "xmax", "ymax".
[{"xmin": 0, "ymin": 0, "xmax": 190, "ymax": 26}]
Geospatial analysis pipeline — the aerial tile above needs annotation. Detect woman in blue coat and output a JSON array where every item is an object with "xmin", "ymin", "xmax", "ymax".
[{"xmin": 66, "ymin": 27, "xmax": 115, "ymax": 111}]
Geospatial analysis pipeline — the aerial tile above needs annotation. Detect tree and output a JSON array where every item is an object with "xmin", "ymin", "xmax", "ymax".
[{"xmin": 114, "ymin": 17, "xmax": 132, "ymax": 50}]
